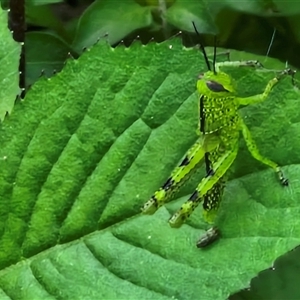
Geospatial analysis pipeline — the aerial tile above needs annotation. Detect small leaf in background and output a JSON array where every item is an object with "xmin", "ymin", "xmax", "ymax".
[
  {"xmin": 165, "ymin": 0, "xmax": 220, "ymax": 34},
  {"xmin": 0, "ymin": 8, "xmax": 21, "ymax": 120},
  {"xmin": 25, "ymin": 32, "xmax": 74, "ymax": 87},
  {"xmin": 223, "ymin": 0, "xmax": 300, "ymax": 15},
  {"xmin": 25, "ymin": 3, "xmax": 70, "ymax": 43},
  {"xmin": 72, "ymin": 0, "xmax": 153, "ymax": 52},
  {"xmin": 0, "ymin": 34, "xmax": 300, "ymax": 299}
]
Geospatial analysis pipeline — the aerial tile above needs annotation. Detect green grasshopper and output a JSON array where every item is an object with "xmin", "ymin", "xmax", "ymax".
[{"xmin": 141, "ymin": 23, "xmax": 293, "ymax": 247}]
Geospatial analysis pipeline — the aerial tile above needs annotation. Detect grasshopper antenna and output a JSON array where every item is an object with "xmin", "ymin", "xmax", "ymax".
[
  {"xmin": 192, "ymin": 21, "xmax": 211, "ymax": 71},
  {"xmin": 212, "ymin": 36, "xmax": 217, "ymax": 74},
  {"xmin": 265, "ymin": 28, "xmax": 276, "ymax": 59}
]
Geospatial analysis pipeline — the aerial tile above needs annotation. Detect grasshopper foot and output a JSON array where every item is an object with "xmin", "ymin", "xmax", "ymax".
[
  {"xmin": 197, "ymin": 227, "xmax": 220, "ymax": 248},
  {"xmin": 276, "ymin": 167, "xmax": 289, "ymax": 186}
]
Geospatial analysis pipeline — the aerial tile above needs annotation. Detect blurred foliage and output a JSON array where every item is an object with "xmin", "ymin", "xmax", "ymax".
[
  {"xmin": 230, "ymin": 246, "xmax": 300, "ymax": 299},
  {"xmin": 1, "ymin": 0, "xmax": 297, "ymax": 87}
]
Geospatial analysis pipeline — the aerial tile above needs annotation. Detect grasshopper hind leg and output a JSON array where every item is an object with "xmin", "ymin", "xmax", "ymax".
[
  {"xmin": 197, "ymin": 177, "xmax": 226, "ymax": 248},
  {"xmin": 168, "ymin": 144, "xmax": 236, "ymax": 247},
  {"xmin": 141, "ymin": 137, "xmax": 209, "ymax": 215},
  {"xmin": 202, "ymin": 176, "xmax": 226, "ymax": 224},
  {"xmin": 169, "ymin": 143, "xmax": 238, "ymax": 228}
]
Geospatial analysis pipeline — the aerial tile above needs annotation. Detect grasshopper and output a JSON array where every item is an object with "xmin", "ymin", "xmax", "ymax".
[{"xmin": 141, "ymin": 23, "xmax": 294, "ymax": 247}]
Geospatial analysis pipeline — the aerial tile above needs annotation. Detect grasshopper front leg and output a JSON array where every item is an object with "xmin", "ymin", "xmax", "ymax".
[
  {"xmin": 237, "ymin": 68, "xmax": 295, "ymax": 106},
  {"xmin": 236, "ymin": 69, "xmax": 293, "ymax": 185},
  {"xmin": 240, "ymin": 118, "xmax": 288, "ymax": 185},
  {"xmin": 215, "ymin": 60, "xmax": 263, "ymax": 73}
]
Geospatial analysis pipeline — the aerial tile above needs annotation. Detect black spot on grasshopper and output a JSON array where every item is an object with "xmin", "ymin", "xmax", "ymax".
[
  {"xmin": 199, "ymin": 95, "xmax": 205, "ymax": 133},
  {"xmin": 179, "ymin": 156, "xmax": 190, "ymax": 166},
  {"xmin": 204, "ymin": 152, "xmax": 214, "ymax": 176},
  {"xmin": 189, "ymin": 190, "xmax": 199, "ymax": 202},
  {"xmin": 206, "ymin": 80, "xmax": 229, "ymax": 92},
  {"xmin": 162, "ymin": 177, "xmax": 174, "ymax": 191},
  {"xmin": 205, "ymin": 169, "xmax": 215, "ymax": 177}
]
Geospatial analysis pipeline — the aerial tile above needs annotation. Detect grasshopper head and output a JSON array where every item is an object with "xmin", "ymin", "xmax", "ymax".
[{"xmin": 197, "ymin": 71, "xmax": 236, "ymax": 97}]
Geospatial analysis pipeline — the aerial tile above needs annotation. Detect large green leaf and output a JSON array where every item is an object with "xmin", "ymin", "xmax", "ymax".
[
  {"xmin": 0, "ymin": 8, "xmax": 21, "ymax": 121},
  {"xmin": 0, "ymin": 35, "xmax": 299, "ymax": 299}
]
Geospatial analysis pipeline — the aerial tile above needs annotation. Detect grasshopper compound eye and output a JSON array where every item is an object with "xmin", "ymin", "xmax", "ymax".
[{"xmin": 206, "ymin": 80, "xmax": 229, "ymax": 92}]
